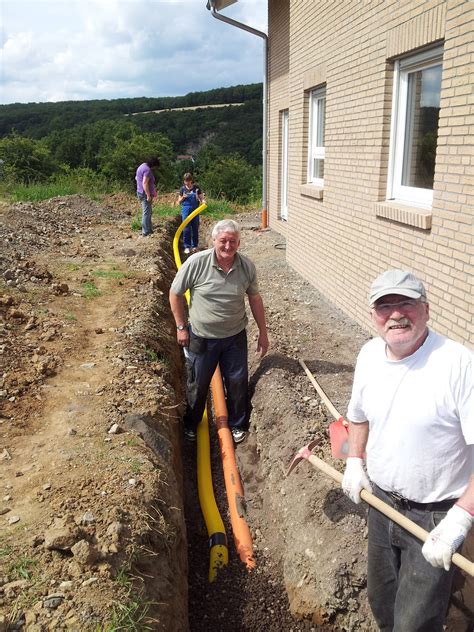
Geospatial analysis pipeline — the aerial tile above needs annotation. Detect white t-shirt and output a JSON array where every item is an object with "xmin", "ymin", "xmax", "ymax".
[{"xmin": 347, "ymin": 330, "xmax": 474, "ymax": 502}]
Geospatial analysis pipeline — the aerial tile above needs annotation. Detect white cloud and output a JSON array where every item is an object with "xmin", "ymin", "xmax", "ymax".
[{"xmin": 0, "ymin": 0, "xmax": 267, "ymax": 104}]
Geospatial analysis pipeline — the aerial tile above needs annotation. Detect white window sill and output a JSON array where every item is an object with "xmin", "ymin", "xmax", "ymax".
[
  {"xmin": 300, "ymin": 184, "xmax": 324, "ymax": 200},
  {"xmin": 375, "ymin": 200, "xmax": 432, "ymax": 230}
]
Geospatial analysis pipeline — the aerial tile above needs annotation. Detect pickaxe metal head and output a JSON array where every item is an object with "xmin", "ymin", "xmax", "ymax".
[{"xmin": 286, "ymin": 439, "xmax": 319, "ymax": 477}]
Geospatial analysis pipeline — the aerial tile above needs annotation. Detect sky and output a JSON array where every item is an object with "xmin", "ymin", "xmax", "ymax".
[{"xmin": 0, "ymin": 0, "xmax": 267, "ymax": 105}]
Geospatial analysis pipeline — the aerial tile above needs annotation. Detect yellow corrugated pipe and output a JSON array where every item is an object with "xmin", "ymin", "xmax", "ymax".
[{"xmin": 172, "ymin": 203, "xmax": 228, "ymax": 581}]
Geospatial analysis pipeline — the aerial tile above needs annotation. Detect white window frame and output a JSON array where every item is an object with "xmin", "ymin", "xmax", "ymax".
[
  {"xmin": 307, "ymin": 87, "xmax": 326, "ymax": 186},
  {"xmin": 387, "ymin": 46, "xmax": 443, "ymax": 209},
  {"xmin": 280, "ymin": 110, "xmax": 289, "ymax": 221}
]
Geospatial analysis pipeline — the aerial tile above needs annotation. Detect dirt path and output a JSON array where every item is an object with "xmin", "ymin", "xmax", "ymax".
[{"xmin": 1, "ymin": 196, "xmax": 188, "ymax": 631}]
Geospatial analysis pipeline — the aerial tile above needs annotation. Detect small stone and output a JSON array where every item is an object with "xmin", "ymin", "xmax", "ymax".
[
  {"xmin": 80, "ymin": 362, "xmax": 96, "ymax": 369},
  {"xmin": 42, "ymin": 483, "xmax": 52, "ymax": 491},
  {"xmin": 43, "ymin": 594, "xmax": 64, "ymax": 609},
  {"xmin": 8, "ymin": 515, "xmax": 20, "ymax": 524},
  {"xmin": 81, "ymin": 576, "xmax": 98, "ymax": 587},
  {"xmin": 128, "ymin": 478, "xmax": 137, "ymax": 486},
  {"xmin": 81, "ymin": 511, "xmax": 95, "ymax": 525},
  {"xmin": 59, "ymin": 581, "xmax": 73, "ymax": 590},
  {"xmin": 71, "ymin": 539, "xmax": 98, "ymax": 565},
  {"xmin": 94, "ymin": 328, "xmax": 104, "ymax": 334},
  {"xmin": 0, "ymin": 449, "xmax": 11, "ymax": 461},
  {"xmin": 108, "ymin": 423, "xmax": 120, "ymax": 434}
]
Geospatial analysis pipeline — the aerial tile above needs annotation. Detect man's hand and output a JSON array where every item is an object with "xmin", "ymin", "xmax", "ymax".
[
  {"xmin": 342, "ymin": 457, "xmax": 373, "ymax": 504},
  {"xmin": 177, "ymin": 329, "xmax": 189, "ymax": 347},
  {"xmin": 256, "ymin": 332, "xmax": 269, "ymax": 357},
  {"xmin": 422, "ymin": 504, "xmax": 473, "ymax": 571}
]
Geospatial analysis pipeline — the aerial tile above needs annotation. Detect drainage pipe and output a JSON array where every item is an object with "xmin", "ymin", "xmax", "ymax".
[
  {"xmin": 210, "ymin": 365, "xmax": 256, "ymax": 569},
  {"xmin": 172, "ymin": 203, "xmax": 228, "ymax": 582},
  {"xmin": 207, "ymin": 0, "xmax": 268, "ymax": 229}
]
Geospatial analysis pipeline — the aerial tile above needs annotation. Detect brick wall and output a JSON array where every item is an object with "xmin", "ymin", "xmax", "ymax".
[{"xmin": 267, "ymin": 0, "xmax": 473, "ymax": 348}]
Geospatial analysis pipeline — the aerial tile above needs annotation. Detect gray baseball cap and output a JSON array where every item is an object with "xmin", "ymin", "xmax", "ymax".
[{"xmin": 369, "ymin": 269, "xmax": 427, "ymax": 306}]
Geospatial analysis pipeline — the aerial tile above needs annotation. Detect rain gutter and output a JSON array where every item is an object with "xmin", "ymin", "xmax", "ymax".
[{"xmin": 206, "ymin": 0, "xmax": 269, "ymax": 229}]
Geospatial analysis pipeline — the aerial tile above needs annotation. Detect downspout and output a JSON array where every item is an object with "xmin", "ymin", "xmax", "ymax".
[{"xmin": 207, "ymin": 0, "xmax": 269, "ymax": 229}]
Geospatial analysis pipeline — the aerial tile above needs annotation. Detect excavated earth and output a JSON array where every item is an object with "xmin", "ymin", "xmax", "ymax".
[{"xmin": 0, "ymin": 194, "xmax": 472, "ymax": 632}]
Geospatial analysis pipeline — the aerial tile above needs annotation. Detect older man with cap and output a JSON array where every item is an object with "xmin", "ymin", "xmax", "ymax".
[{"xmin": 342, "ymin": 269, "xmax": 474, "ymax": 631}]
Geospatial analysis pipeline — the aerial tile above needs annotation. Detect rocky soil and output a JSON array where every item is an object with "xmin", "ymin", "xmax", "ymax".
[{"xmin": 0, "ymin": 194, "xmax": 472, "ymax": 631}]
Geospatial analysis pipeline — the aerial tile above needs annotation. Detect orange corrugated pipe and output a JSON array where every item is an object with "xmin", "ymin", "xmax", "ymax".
[{"xmin": 210, "ymin": 366, "xmax": 256, "ymax": 569}]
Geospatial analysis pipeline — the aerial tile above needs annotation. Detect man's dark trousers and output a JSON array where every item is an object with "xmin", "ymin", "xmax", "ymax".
[
  {"xmin": 184, "ymin": 328, "xmax": 250, "ymax": 432},
  {"xmin": 367, "ymin": 484, "xmax": 456, "ymax": 631}
]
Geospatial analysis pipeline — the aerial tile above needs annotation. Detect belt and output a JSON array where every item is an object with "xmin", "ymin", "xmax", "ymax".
[{"xmin": 379, "ymin": 487, "xmax": 457, "ymax": 512}]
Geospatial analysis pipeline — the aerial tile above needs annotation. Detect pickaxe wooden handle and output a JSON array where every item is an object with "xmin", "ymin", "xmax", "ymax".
[
  {"xmin": 286, "ymin": 441, "xmax": 474, "ymax": 577},
  {"xmin": 299, "ymin": 359, "xmax": 348, "ymax": 426}
]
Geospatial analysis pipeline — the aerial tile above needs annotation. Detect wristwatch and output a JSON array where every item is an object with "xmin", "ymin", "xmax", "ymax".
[{"xmin": 176, "ymin": 324, "xmax": 188, "ymax": 331}]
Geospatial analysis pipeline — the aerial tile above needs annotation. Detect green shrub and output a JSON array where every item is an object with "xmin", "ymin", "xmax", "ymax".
[
  {"xmin": 199, "ymin": 155, "xmax": 259, "ymax": 204},
  {"xmin": 0, "ymin": 133, "xmax": 59, "ymax": 184}
]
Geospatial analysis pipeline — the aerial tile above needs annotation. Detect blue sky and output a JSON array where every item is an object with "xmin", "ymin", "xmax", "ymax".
[{"xmin": 0, "ymin": 0, "xmax": 267, "ymax": 105}]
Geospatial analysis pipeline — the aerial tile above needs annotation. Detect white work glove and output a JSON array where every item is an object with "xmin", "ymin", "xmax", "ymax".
[
  {"xmin": 342, "ymin": 457, "xmax": 373, "ymax": 504},
  {"xmin": 422, "ymin": 504, "xmax": 473, "ymax": 571}
]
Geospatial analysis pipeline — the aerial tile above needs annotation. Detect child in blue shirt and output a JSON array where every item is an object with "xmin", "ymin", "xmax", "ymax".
[{"xmin": 178, "ymin": 173, "xmax": 204, "ymax": 254}]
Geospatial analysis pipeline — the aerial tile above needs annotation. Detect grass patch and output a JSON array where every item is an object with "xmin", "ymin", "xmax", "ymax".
[
  {"xmin": 203, "ymin": 198, "xmax": 236, "ymax": 219},
  {"xmin": 131, "ymin": 215, "xmax": 142, "ymax": 232},
  {"xmin": 130, "ymin": 460, "xmax": 142, "ymax": 475},
  {"xmin": 9, "ymin": 183, "xmax": 82, "ymax": 202},
  {"xmin": 109, "ymin": 598, "xmax": 156, "ymax": 632},
  {"xmin": 67, "ymin": 263, "xmax": 81, "ymax": 271},
  {"xmin": 115, "ymin": 564, "xmax": 133, "ymax": 591},
  {"xmin": 153, "ymin": 203, "xmax": 178, "ymax": 218},
  {"xmin": 82, "ymin": 281, "xmax": 101, "ymax": 299},
  {"xmin": 9, "ymin": 556, "xmax": 37, "ymax": 580},
  {"xmin": 0, "ymin": 544, "xmax": 12, "ymax": 557},
  {"xmin": 4, "ymin": 169, "xmax": 119, "ymax": 203},
  {"xmin": 131, "ymin": 202, "xmax": 178, "ymax": 232},
  {"xmin": 91, "ymin": 266, "xmax": 127, "ymax": 280},
  {"xmin": 144, "ymin": 348, "xmax": 158, "ymax": 362},
  {"xmin": 63, "ymin": 313, "xmax": 77, "ymax": 321}
]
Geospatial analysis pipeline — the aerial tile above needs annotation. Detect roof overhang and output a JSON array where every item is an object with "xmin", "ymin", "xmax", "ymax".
[{"xmin": 206, "ymin": 0, "xmax": 238, "ymax": 10}]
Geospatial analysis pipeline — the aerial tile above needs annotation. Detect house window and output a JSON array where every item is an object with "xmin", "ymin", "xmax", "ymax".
[
  {"xmin": 280, "ymin": 110, "xmax": 289, "ymax": 221},
  {"xmin": 308, "ymin": 87, "xmax": 326, "ymax": 186},
  {"xmin": 388, "ymin": 46, "xmax": 443, "ymax": 208}
]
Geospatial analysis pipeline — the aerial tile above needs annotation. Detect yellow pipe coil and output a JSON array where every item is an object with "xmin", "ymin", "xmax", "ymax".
[{"xmin": 172, "ymin": 203, "xmax": 228, "ymax": 581}]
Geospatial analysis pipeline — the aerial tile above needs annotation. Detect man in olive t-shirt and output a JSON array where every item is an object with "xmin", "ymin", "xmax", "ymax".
[{"xmin": 169, "ymin": 219, "xmax": 269, "ymax": 443}]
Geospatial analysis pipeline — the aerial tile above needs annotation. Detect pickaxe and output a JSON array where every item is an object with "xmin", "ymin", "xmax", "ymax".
[{"xmin": 286, "ymin": 440, "xmax": 474, "ymax": 577}]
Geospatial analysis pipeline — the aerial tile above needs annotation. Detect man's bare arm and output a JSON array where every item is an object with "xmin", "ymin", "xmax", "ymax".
[
  {"xmin": 169, "ymin": 290, "xmax": 189, "ymax": 346},
  {"xmin": 247, "ymin": 292, "xmax": 269, "ymax": 357}
]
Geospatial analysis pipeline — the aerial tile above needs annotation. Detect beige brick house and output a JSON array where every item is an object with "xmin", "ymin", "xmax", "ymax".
[{"xmin": 267, "ymin": 0, "xmax": 473, "ymax": 347}]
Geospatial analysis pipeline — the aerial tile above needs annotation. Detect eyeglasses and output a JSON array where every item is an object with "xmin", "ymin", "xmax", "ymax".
[{"xmin": 373, "ymin": 299, "xmax": 423, "ymax": 316}]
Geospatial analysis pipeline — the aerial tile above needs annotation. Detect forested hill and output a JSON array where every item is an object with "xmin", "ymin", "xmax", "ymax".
[
  {"xmin": 0, "ymin": 84, "xmax": 262, "ymax": 162},
  {"xmin": 0, "ymin": 83, "xmax": 263, "ymax": 203}
]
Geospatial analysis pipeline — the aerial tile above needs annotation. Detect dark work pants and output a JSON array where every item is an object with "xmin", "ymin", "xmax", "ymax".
[
  {"xmin": 367, "ymin": 485, "xmax": 456, "ymax": 632},
  {"xmin": 184, "ymin": 328, "xmax": 250, "ymax": 432}
]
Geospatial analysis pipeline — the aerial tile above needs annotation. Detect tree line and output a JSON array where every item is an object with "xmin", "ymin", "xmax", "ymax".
[{"xmin": 0, "ymin": 84, "xmax": 263, "ymax": 203}]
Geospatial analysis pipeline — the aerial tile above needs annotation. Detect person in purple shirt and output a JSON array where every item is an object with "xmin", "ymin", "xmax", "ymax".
[{"xmin": 135, "ymin": 156, "xmax": 160, "ymax": 237}]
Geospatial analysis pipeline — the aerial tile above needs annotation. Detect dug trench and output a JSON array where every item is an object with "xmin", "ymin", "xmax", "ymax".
[{"xmin": 0, "ymin": 196, "xmax": 472, "ymax": 631}]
